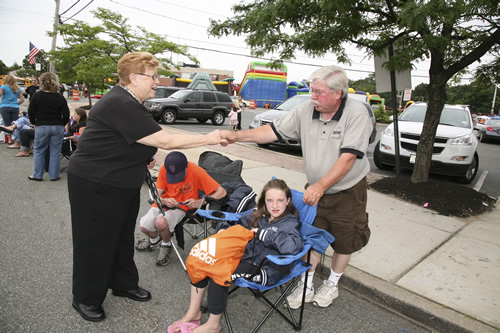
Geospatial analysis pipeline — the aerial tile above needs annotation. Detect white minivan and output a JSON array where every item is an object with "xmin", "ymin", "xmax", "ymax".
[{"xmin": 374, "ymin": 103, "xmax": 479, "ymax": 184}]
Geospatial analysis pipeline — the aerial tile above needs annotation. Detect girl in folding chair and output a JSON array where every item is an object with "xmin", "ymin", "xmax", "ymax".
[{"xmin": 169, "ymin": 179, "xmax": 304, "ymax": 333}]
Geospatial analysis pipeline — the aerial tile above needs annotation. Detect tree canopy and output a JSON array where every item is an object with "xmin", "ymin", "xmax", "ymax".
[
  {"xmin": 209, "ymin": 0, "xmax": 499, "ymax": 183},
  {"xmin": 50, "ymin": 8, "xmax": 197, "ymax": 106}
]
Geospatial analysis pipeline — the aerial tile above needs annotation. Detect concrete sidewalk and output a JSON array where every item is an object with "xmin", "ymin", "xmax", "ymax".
[{"xmin": 156, "ymin": 126, "xmax": 499, "ymax": 333}]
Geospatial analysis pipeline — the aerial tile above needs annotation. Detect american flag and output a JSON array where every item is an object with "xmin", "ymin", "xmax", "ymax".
[{"xmin": 29, "ymin": 42, "xmax": 40, "ymax": 65}]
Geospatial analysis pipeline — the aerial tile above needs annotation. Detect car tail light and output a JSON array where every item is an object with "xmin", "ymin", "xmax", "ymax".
[{"xmin": 487, "ymin": 126, "xmax": 494, "ymax": 132}]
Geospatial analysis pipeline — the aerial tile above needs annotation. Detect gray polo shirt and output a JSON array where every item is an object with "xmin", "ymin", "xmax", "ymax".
[{"xmin": 272, "ymin": 97, "xmax": 372, "ymax": 194}]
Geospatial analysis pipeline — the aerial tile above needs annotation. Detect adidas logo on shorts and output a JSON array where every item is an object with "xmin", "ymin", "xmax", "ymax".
[{"xmin": 190, "ymin": 238, "xmax": 218, "ymax": 265}]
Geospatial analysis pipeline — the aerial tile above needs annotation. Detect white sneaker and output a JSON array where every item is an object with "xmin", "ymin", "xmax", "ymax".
[
  {"xmin": 285, "ymin": 281, "xmax": 314, "ymax": 309},
  {"xmin": 312, "ymin": 280, "xmax": 338, "ymax": 308}
]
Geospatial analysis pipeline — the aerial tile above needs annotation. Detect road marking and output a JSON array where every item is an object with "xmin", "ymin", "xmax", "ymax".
[{"xmin": 473, "ymin": 170, "xmax": 488, "ymax": 192}]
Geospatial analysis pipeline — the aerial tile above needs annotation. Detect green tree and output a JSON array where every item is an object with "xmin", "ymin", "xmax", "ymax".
[
  {"xmin": 209, "ymin": 0, "xmax": 499, "ymax": 183},
  {"xmin": 50, "ymin": 8, "xmax": 197, "ymax": 107}
]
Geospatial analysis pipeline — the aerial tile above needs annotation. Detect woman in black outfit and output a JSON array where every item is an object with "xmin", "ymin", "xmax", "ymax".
[
  {"xmin": 62, "ymin": 107, "xmax": 87, "ymax": 155},
  {"xmin": 67, "ymin": 52, "xmax": 224, "ymax": 322}
]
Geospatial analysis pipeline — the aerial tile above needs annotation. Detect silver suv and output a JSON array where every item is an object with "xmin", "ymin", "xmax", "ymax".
[
  {"xmin": 145, "ymin": 89, "xmax": 233, "ymax": 126},
  {"xmin": 374, "ymin": 103, "xmax": 478, "ymax": 184}
]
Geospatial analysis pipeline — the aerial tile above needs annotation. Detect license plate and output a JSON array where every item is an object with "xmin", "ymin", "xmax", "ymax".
[{"xmin": 409, "ymin": 154, "xmax": 416, "ymax": 164}]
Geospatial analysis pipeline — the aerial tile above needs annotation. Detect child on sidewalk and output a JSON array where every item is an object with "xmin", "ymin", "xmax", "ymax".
[{"xmin": 227, "ymin": 105, "xmax": 240, "ymax": 131}]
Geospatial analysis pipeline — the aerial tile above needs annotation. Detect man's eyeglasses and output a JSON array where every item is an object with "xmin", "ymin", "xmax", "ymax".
[
  {"xmin": 135, "ymin": 73, "xmax": 159, "ymax": 81},
  {"xmin": 310, "ymin": 88, "xmax": 331, "ymax": 96}
]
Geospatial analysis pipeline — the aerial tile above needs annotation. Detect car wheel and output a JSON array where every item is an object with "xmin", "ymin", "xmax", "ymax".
[
  {"xmin": 211, "ymin": 111, "xmax": 225, "ymax": 126},
  {"xmin": 196, "ymin": 118, "xmax": 208, "ymax": 124},
  {"xmin": 479, "ymin": 131, "xmax": 487, "ymax": 143},
  {"xmin": 374, "ymin": 141, "xmax": 395, "ymax": 170},
  {"xmin": 457, "ymin": 152, "xmax": 479, "ymax": 184},
  {"xmin": 161, "ymin": 109, "xmax": 177, "ymax": 125}
]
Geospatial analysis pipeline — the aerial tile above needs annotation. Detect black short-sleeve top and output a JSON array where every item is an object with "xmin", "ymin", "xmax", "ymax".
[{"xmin": 68, "ymin": 86, "xmax": 162, "ymax": 188}]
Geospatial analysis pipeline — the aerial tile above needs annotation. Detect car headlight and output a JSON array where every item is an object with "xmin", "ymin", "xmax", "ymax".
[
  {"xmin": 250, "ymin": 115, "xmax": 261, "ymax": 127},
  {"xmin": 449, "ymin": 134, "xmax": 473, "ymax": 145},
  {"xmin": 383, "ymin": 125, "xmax": 394, "ymax": 137},
  {"xmin": 151, "ymin": 102, "xmax": 161, "ymax": 109}
]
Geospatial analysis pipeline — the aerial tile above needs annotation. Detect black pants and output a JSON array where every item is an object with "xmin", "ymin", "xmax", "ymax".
[
  {"xmin": 237, "ymin": 112, "xmax": 242, "ymax": 130},
  {"xmin": 193, "ymin": 262, "xmax": 262, "ymax": 315},
  {"xmin": 68, "ymin": 173, "xmax": 141, "ymax": 305}
]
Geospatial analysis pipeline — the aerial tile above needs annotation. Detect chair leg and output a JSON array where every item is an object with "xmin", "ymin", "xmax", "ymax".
[
  {"xmin": 170, "ymin": 240, "xmax": 187, "ymax": 271},
  {"xmin": 223, "ymin": 310, "xmax": 234, "ymax": 333}
]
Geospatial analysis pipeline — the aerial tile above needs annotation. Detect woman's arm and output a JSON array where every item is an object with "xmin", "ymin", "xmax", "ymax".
[
  {"xmin": 18, "ymin": 90, "xmax": 25, "ymax": 105},
  {"xmin": 137, "ymin": 129, "xmax": 223, "ymax": 149}
]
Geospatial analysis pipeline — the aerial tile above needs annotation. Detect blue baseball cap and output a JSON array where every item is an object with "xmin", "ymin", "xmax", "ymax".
[{"xmin": 164, "ymin": 151, "xmax": 188, "ymax": 184}]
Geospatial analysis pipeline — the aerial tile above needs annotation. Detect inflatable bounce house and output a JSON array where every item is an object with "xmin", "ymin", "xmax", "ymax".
[
  {"xmin": 172, "ymin": 72, "xmax": 233, "ymax": 94},
  {"xmin": 238, "ymin": 61, "xmax": 288, "ymax": 108},
  {"xmin": 287, "ymin": 81, "xmax": 309, "ymax": 98}
]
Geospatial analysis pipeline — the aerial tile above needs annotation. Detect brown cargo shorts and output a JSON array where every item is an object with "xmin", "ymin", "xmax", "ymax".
[{"xmin": 313, "ymin": 177, "xmax": 370, "ymax": 255}]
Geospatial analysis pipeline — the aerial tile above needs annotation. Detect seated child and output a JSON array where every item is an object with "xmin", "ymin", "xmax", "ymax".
[{"xmin": 168, "ymin": 178, "xmax": 304, "ymax": 333}]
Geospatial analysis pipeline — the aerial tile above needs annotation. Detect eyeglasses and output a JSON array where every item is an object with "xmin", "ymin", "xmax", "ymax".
[
  {"xmin": 135, "ymin": 73, "xmax": 159, "ymax": 81},
  {"xmin": 310, "ymin": 88, "xmax": 331, "ymax": 96}
]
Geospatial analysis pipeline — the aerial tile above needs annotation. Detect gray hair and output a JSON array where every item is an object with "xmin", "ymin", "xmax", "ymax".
[{"xmin": 309, "ymin": 65, "xmax": 348, "ymax": 98}]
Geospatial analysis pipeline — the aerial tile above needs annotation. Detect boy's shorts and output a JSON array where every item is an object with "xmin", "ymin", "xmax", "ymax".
[
  {"xmin": 313, "ymin": 177, "xmax": 370, "ymax": 255},
  {"xmin": 139, "ymin": 207, "xmax": 186, "ymax": 233}
]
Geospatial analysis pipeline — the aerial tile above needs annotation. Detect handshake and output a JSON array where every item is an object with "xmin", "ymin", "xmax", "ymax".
[{"xmin": 205, "ymin": 130, "xmax": 242, "ymax": 147}]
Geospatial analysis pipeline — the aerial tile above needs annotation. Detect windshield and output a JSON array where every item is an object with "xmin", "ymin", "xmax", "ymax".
[
  {"xmin": 399, "ymin": 105, "xmax": 471, "ymax": 128},
  {"xmin": 169, "ymin": 90, "xmax": 190, "ymax": 99},
  {"xmin": 275, "ymin": 95, "xmax": 311, "ymax": 111}
]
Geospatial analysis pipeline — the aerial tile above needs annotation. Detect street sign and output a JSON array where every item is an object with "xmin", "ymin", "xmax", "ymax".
[{"xmin": 403, "ymin": 89, "xmax": 412, "ymax": 101}]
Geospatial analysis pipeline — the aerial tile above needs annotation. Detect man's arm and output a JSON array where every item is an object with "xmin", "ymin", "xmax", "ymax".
[
  {"xmin": 221, "ymin": 124, "xmax": 278, "ymax": 144},
  {"xmin": 207, "ymin": 186, "xmax": 227, "ymax": 200},
  {"xmin": 303, "ymin": 153, "xmax": 357, "ymax": 206}
]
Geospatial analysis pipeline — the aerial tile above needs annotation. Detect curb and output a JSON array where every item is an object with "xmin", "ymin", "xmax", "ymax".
[{"xmin": 317, "ymin": 260, "xmax": 498, "ymax": 333}]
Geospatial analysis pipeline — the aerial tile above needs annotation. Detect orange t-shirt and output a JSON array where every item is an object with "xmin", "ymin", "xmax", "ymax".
[{"xmin": 153, "ymin": 162, "xmax": 220, "ymax": 211}]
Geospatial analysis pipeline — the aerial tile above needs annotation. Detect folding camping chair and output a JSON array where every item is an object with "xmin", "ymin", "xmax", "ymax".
[
  {"xmin": 196, "ymin": 186, "xmax": 335, "ymax": 332},
  {"xmin": 183, "ymin": 151, "xmax": 256, "ymax": 239}
]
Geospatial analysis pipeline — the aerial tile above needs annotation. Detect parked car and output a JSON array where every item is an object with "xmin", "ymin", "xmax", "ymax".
[
  {"xmin": 475, "ymin": 117, "xmax": 500, "ymax": 142},
  {"xmin": 374, "ymin": 103, "xmax": 478, "ymax": 184},
  {"xmin": 230, "ymin": 96, "xmax": 250, "ymax": 108},
  {"xmin": 248, "ymin": 94, "xmax": 377, "ymax": 148},
  {"xmin": 144, "ymin": 89, "xmax": 233, "ymax": 126}
]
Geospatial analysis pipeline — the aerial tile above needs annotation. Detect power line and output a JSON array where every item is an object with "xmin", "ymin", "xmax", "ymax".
[
  {"xmin": 60, "ymin": 0, "xmax": 80, "ymax": 16},
  {"xmin": 61, "ymin": 0, "xmax": 94, "ymax": 23}
]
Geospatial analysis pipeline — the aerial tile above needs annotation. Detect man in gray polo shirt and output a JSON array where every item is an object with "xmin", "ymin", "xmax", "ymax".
[{"xmin": 221, "ymin": 65, "xmax": 372, "ymax": 309}]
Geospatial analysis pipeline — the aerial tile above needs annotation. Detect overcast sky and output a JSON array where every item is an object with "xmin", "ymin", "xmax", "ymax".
[{"xmin": 0, "ymin": 0, "xmax": 490, "ymax": 89}]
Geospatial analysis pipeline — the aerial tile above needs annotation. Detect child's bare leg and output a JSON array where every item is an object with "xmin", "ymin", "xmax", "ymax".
[
  {"xmin": 193, "ymin": 314, "xmax": 222, "ymax": 333},
  {"xmin": 172, "ymin": 285, "xmax": 204, "ymax": 332}
]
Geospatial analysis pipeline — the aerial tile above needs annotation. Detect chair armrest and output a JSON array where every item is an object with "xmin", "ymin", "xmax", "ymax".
[{"xmin": 265, "ymin": 244, "xmax": 311, "ymax": 266}]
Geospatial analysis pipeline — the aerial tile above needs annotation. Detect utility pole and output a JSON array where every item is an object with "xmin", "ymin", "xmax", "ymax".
[
  {"xmin": 491, "ymin": 84, "xmax": 498, "ymax": 115},
  {"xmin": 49, "ymin": 0, "xmax": 61, "ymax": 73}
]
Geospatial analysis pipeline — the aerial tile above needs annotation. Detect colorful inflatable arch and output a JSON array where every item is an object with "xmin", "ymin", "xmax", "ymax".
[
  {"xmin": 287, "ymin": 81, "xmax": 309, "ymax": 98},
  {"xmin": 238, "ymin": 61, "xmax": 288, "ymax": 108}
]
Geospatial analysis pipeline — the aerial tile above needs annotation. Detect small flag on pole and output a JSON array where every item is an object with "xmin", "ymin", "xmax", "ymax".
[{"xmin": 29, "ymin": 42, "xmax": 40, "ymax": 65}]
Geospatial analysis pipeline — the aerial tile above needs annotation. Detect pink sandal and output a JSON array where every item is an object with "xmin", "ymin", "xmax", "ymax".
[
  {"xmin": 180, "ymin": 321, "xmax": 201, "ymax": 333},
  {"xmin": 168, "ymin": 320, "xmax": 200, "ymax": 333}
]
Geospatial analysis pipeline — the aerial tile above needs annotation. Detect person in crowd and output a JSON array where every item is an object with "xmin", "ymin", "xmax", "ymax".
[
  {"xmin": 27, "ymin": 72, "xmax": 69, "ymax": 181},
  {"xmin": 24, "ymin": 78, "xmax": 40, "ymax": 101},
  {"xmin": 67, "ymin": 51, "xmax": 225, "ymax": 322},
  {"xmin": 236, "ymin": 95, "xmax": 245, "ymax": 130},
  {"xmin": 227, "ymin": 105, "xmax": 240, "ymax": 131},
  {"xmin": 135, "ymin": 151, "xmax": 226, "ymax": 266},
  {"xmin": 168, "ymin": 178, "xmax": 303, "ymax": 333},
  {"xmin": 0, "ymin": 75, "xmax": 25, "ymax": 143},
  {"xmin": 62, "ymin": 107, "xmax": 87, "ymax": 155},
  {"xmin": 0, "ymin": 116, "xmax": 31, "ymax": 149},
  {"xmin": 221, "ymin": 65, "xmax": 372, "ymax": 310}
]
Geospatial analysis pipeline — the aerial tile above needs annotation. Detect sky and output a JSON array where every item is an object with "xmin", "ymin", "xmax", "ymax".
[{"xmin": 0, "ymin": 0, "xmax": 492, "ymax": 89}]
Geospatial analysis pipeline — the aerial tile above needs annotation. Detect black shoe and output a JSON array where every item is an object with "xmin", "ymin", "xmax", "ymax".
[
  {"xmin": 72, "ymin": 300, "xmax": 105, "ymax": 322},
  {"xmin": 112, "ymin": 286, "xmax": 151, "ymax": 302}
]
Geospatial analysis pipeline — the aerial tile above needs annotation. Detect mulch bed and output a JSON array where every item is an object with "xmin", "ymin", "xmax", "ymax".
[{"xmin": 369, "ymin": 176, "xmax": 497, "ymax": 218}]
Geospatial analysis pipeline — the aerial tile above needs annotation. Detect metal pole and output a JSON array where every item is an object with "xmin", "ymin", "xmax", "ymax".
[
  {"xmin": 389, "ymin": 43, "xmax": 401, "ymax": 176},
  {"xmin": 49, "ymin": 0, "xmax": 61, "ymax": 73},
  {"xmin": 491, "ymin": 84, "xmax": 498, "ymax": 115}
]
